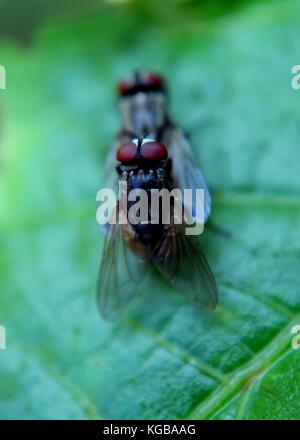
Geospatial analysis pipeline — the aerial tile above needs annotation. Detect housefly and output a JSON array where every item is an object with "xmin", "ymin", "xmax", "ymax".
[{"xmin": 97, "ymin": 71, "xmax": 217, "ymax": 319}]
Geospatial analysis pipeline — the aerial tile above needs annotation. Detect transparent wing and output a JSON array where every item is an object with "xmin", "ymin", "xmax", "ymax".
[
  {"xmin": 97, "ymin": 205, "xmax": 149, "ymax": 320},
  {"xmin": 162, "ymin": 126, "xmax": 212, "ymax": 223},
  {"xmin": 151, "ymin": 217, "xmax": 218, "ymax": 309}
]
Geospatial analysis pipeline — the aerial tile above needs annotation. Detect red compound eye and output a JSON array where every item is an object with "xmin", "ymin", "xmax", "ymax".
[
  {"xmin": 117, "ymin": 79, "xmax": 133, "ymax": 96},
  {"xmin": 145, "ymin": 72, "xmax": 164, "ymax": 88},
  {"xmin": 141, "ymin": 141, "xmax": 168, "ymax": 161},
  {"xmin": 116, "ymin": 142, "xmax": 137, "ymax": 163},
  {"xmin": 117, "ymin": 72, "xmax": 165, "ymax": 96}
]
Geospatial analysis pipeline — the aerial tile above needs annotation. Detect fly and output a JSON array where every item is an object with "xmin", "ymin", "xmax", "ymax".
[{"xmin": 97, "ymin": 71, "xmax": 217, "ymax": 320}]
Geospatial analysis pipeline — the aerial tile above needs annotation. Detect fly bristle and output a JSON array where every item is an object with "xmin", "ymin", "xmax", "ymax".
[
  {"xmin": 137, "ymin": 169, "xmax": 145, "ymax": 183},
  {"xmin": 157, "ymin": 168, "xmax": 165, "ymax": 182}
]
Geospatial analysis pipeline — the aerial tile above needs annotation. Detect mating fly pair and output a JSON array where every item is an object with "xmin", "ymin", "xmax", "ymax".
[{"xmin": 98, "ymin": 71, "xmax": 217, "ymax": 319}]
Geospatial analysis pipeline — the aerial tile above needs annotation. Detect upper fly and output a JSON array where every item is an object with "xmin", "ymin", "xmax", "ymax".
[{"xmin": 117, "ymin": 71, "xmax": 168, "ymax": 137}]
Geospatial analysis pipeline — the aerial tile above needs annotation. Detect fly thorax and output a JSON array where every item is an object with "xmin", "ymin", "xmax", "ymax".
[
  {"xmin": 119, "ymin": 92, "xmax": 167, "ymax": 136},
  {"xmin": 122, "ymin": 167, "xmax": 172, "ymax": 246}
]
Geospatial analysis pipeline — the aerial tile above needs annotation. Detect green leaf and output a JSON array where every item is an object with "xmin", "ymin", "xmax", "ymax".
[{"xmin": 1, "ymin": 0, "xmax": 300, "ymax": 420}]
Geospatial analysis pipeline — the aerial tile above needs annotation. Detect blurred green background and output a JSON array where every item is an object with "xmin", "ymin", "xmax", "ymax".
[{"xmin": 1, "ymin": 0, "xmax": 300, "ymax": 420}]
